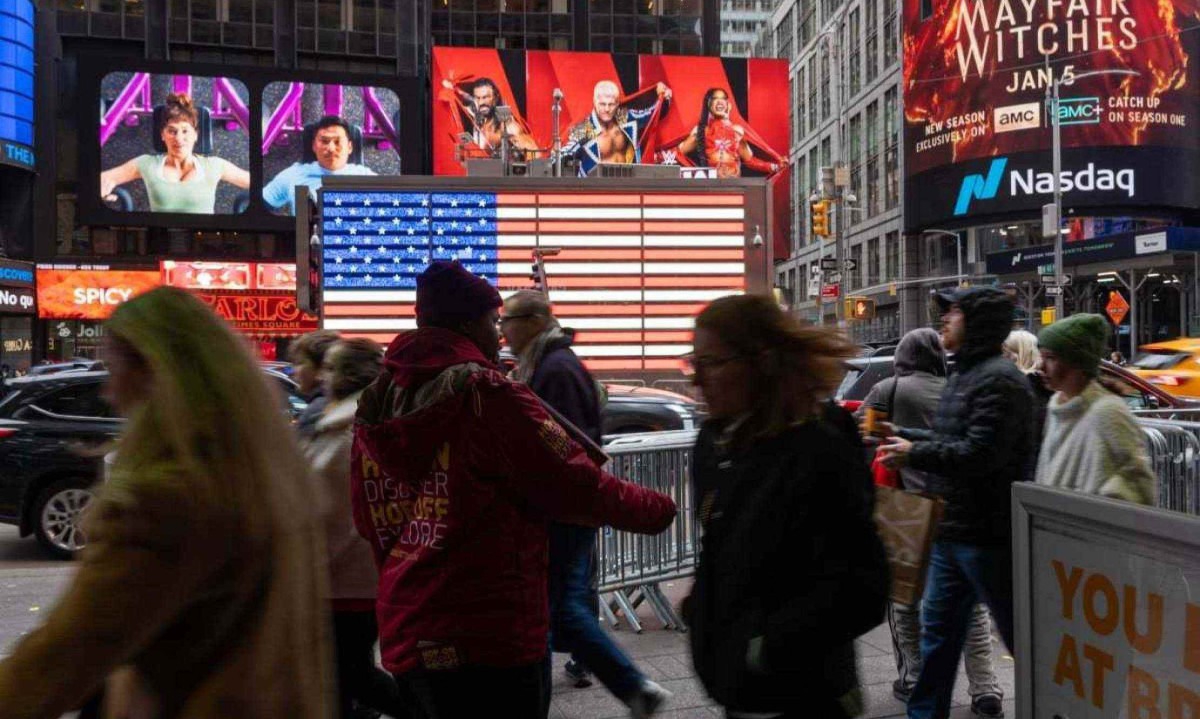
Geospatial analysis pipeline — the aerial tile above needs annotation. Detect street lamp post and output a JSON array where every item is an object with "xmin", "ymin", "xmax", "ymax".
[
  {"xmin": 815, "ymin": 7, "xmax": 850, "ymax": 327},
  {"xmin": 1044, "ymin": 66, "xmax": 1139, "ymax": 319}
]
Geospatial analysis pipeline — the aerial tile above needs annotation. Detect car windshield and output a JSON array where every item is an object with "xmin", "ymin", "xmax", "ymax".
[
  {"xmin": 1131, "ymin": 351, "xmax": 1190, "ymax": 370},
  {"xmin": 835, "ymin": 369, "xmax": 862, "ymax": 401}
]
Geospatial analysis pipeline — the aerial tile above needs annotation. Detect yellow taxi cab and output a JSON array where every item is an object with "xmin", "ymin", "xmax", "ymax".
[{"xmin": 1129, "ymin": 339, "xmax": 1200, "ymax": 398}]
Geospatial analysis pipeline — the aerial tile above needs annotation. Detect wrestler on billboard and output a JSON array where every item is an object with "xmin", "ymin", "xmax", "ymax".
[
  {"xmin": 440, "ymin": 76, "xmax": 540, "ymax": 161},
  {"xmin": 561, "ymin": 80, "xmax": 672, "ymax": 175},
  {"xmin": 674, "ymin": 88, "xmax": 783, "ymax": 179}
]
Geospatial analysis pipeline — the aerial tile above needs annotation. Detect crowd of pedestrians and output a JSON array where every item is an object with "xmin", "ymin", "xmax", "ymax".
[{"xmin": 0, "ymin": 260, "xmax": 1162, "ymax": 719}]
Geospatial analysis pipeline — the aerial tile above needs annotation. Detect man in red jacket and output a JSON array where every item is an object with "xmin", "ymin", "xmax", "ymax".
[{"xmin": 352, "ymin": 261, "xmax": 677, "ymax": 718}]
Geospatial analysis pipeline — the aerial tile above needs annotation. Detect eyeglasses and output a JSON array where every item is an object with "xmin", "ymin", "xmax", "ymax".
[
  {"xmin": 498, "ymin": 314, "xmax": 536, "ymax": 326},
  {"xmin": 682, "ymin": 353, "xmax": 744, "ymax": 374}
]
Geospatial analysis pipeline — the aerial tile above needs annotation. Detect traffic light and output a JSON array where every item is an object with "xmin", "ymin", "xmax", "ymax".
[
  {"xmin": 846, "ymin": 296, "xmax": 876, "ymax": 320},
  {"xmin": 296, "ymin": 185, "xmax": 322, "ymax": 315},
  {"xmin": 810, "ymin": 200, "xmax": 831, "ymax": 238},
  {"xmin": 530, "ymin": 259, "xmax": 544, "ymax": 292}
]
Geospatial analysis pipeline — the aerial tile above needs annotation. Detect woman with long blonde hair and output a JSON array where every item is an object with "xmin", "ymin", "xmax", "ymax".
[
  {"xmin": 684, "ymin": 294, "xmax": 888, "ymax": 718},
  {"xmin": 0, "ymin": 287, "xmax": 332, "ymax": 718}
]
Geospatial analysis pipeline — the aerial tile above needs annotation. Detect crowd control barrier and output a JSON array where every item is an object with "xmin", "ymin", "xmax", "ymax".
[
  {"xmin": 599, "ymin": 429, "xmax": 699, "ymax": 633},
  {"xmin": 1137, "ymin": 418, "xmax": 1200, "ymax": 515}
]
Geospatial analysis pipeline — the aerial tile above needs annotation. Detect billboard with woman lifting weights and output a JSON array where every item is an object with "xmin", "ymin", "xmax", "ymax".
[
  {"xmin": 77, "ymin": 57, "xmax": 423, "ymax": 231},
  {"xmin": 903, "ymin": 0, "xmax": 1200, "ymax": 231}
]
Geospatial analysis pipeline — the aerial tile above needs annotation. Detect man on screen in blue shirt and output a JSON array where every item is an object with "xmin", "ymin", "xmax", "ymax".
[{"xmin": 263, "ymin": 115, "xmax": 376, "ymax": 214}]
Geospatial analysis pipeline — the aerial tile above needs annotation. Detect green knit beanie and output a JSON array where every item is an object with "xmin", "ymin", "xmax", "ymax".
[{"xmin": 1038, "ymin": 313, "xmax": 1111, "ymax": 376}]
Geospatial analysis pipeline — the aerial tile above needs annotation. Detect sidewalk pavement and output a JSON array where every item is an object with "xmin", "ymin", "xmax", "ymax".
[{"xmin": 549, "ymin": 580, "xmax": 1015, "ymax": 719}]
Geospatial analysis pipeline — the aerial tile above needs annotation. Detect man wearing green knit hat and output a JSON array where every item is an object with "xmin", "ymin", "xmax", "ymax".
[{"xmin": 1036, "ymin": 313, "xmax": 1155, "ymax": 504}]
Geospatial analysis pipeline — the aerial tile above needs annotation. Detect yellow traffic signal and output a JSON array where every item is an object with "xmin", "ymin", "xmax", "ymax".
[
  {"xmin": 810, "ymin": 200, "xmax": 831, "ymax": 238},
  {"xmin": 845, "ymin": 296, "xmax": 876, "ymax": 320}
]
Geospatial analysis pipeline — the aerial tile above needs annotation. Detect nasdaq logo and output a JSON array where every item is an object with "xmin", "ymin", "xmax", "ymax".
[
  {"xmin": 953, "ymin": 157, "xmax": 1008, "ymax": 216},
  {"xmin": 1058, "ymin": 97, "xmax": 1103, "ymax": 126}
]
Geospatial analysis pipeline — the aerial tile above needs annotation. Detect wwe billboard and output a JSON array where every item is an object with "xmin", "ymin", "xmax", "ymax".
[
  {"xmin": 431, "ymin": 47, "xmax": 791, "ymax": 256},
  {"xmin": 903, "ymin": 0, "xmax": 1200, "ymax": 230}
]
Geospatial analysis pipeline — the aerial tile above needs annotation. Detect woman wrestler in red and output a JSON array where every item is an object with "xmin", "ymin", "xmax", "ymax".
[{"xmin": 676, "ymin": 88, "xmax": 781, "ymax": 179}]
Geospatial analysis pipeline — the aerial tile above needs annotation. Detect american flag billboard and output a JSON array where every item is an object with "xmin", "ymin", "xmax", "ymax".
[{"xmin": 317, "ymin": 182, "xmax": 767, "ymax": 373}]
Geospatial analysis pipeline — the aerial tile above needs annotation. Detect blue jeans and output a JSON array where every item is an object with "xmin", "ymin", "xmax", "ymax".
[
  {"xmin": 548, "ymin": 524, "xmax": 644, "ymax": 703},
  {"xmin": 907, "ymin": 541, "xmax": 1015, "ymax": 719}
]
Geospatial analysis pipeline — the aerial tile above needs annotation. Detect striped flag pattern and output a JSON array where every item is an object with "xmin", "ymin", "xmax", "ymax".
[{"xmin": 320, "ymin": 189, "xmax": 747, "ymax": 372}]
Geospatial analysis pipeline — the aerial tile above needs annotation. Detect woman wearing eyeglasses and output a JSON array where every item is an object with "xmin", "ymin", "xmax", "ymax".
[{"xmin": 683, "ymin": 294, "xmax": 889, "ymax": 719}]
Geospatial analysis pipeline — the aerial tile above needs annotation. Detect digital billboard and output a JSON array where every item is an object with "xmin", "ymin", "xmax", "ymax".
[
  {"xmin": 76, "ymin": 57, "xmax": 423, "ymax": 231},
  {"xmin": 100, "ymin": 72, "xmax": 250, "ymax": 214},
  {"xmin": 36, "ymin": 266, "xmax": 160, "ymax": 320},
  {"xmin": 903, "ymin": 0, "xmax": 1200, "ymax": 230},
  {"xmin": 315, "ymin": 179, "xmax": 769, "ymax": 373},
  {"xmin": 431, "ymin": 47, "xmax": 791, "ymax": 256},
  {"xmin": 262, "ymin": 82, "xmax": 401, "ymax": 215},
  {"xmin": 0, "ymin": 0, "xmax": 34, "ymax": 170}
]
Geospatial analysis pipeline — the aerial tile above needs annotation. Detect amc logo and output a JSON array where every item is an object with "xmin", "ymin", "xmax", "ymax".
[
  {"xmin": 993, "ymin": 102, "xmax": 1041, "ymax": 134},
  {"xmin": 1059, "ymin": 97, "xmax": 1103, "ymax": 126}
]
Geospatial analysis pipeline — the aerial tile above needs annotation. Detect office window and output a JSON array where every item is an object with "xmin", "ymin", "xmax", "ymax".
[
  {"xmin": 885, "ymin": 231, "xmax": 900, "ymax": 281},
  {"xmin": 848, "ymin": 113, "xmax": 862, "ymax": 225},
  {"xmin": 808, "ymin": 56, "xmax": 820, "ymax": 132},
  {"xmin": 798, "ymin": 0, "xmax": 814, "ymax": 47},
  {"xmin": 850, "ymin": 244, "xmax": 863, "ymax": 290},
  {"xmin": 777, "ymin": 7, "xmax": 794, "ymax": 60},
  {"xmin": 819, "ymin": 54, "xmax": 831, "ymax": 120},
  {"xmin": 865, "ymin": 0, "xmax": 878, "ymax": 83},
  {"xmin": 884, "ymin": 0, "xmax": 899, "ymax": 66},
  {"xmin": 867, "ymin": 236, "xmax": 880, "ymax": 286},
  {"xmin": 794, "ymin": 66, "xmax": 806, "ymax": 147},
  {"xmin": 820, "ymin": 136, "xmax": 832, "ymax": 176},
  {"xmin": 866, "ymin": 101, "xmax": 880, "ymax": 217},
  {"xmin": 885, "ymin": 87, "xmax": 899, "ymax": 210},
  {"xmin": 847, "ymin": 8, "xmax": 861, "ymax": 97},
  {"xmin": 794, "ymin": 156, "xmax": 807, "ymax": 252}
]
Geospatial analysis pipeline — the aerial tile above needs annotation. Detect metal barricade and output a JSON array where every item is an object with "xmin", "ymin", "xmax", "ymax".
[
  {"xmin": 1137, "ymin": 418, "xmax": 1200, "ymax": 515},
  {"xmin": 599, "ymin": 429, "xmax": 699, "ymax": 633}
]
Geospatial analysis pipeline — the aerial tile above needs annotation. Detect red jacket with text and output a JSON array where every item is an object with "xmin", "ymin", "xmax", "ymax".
[{"xmin": 351, "ymin": 328, "xmax": 677, "ymax": 674}]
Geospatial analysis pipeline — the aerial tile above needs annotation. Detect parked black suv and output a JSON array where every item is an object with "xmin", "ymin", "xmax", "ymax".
[{"xmin": 0, "ymin": 369, "xmax": 306, "ymax": 559}]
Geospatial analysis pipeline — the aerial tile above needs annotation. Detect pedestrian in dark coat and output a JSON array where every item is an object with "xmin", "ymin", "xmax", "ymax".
[
  {"xmin": 503, "ymin": 289, "xmax": 671, "ymax": 717},
  {"xmin": 879, "ymin": 287, "xmax": 1034, "ymax": 719},
  {"xmin": 686, "ymin": 294, "xmax": 889, "ymax": 719}
]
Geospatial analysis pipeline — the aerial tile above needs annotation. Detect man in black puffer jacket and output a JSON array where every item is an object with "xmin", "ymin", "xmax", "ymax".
[{"xmin": 879, "ymin": 287, "xmax": 1034, "ymax": 719}]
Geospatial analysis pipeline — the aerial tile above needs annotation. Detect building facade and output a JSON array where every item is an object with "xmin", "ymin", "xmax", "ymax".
[
  {"xmin": 759, "ymin": 0, "xmax": 974, "ymax": 345},
  {"xmin": 720, "ymin": 0, "xmax": 773, "ymax": 57}
]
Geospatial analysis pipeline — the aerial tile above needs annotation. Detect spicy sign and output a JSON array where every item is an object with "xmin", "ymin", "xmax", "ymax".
[
  {"xmin": 36, "ymin": 269, "xmax": 160, "ymax": 319},
  {"xmin": 196, "ymin": 291, "xmax": 317, "ymax": 335}
]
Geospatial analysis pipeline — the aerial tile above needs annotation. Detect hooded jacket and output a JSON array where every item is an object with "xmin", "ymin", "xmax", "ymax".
[
  {"xmin": 899, "ymin": 288, "xmax": 1035, "ymax": 545},
  {"xmin": 528, "ymin": 332, "xmax": 603, "ymax": 446},
  {"xmin": 859, "ymin": 328, "xmax": 946, "ymax": 492},
  {"xmin": 351, "ymin": 328, "xmax": 676, "ymax": 675}
]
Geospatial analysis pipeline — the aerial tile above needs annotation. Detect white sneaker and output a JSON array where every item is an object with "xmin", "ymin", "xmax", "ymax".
[{"xmin": 629, "ymin": 679, "xmax": 672, "ymax": 719}]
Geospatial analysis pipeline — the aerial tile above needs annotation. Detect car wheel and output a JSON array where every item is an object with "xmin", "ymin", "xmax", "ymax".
[{"xmin": 34, "ymin": 478, "xmax": 95, "ymax": 560}]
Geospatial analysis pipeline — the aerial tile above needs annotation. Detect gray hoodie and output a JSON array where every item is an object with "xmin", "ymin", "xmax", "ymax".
[{"xmin": 860, "ymin": 328, "xmax": 947, "ymax": 491}]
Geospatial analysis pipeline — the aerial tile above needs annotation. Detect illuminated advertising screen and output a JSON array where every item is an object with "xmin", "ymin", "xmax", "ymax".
[
  {"xmin": 318, "ymin": 183, "xmax": 759, "ymax": 373},
  {"xmin": 77, "ymin": 58, "xmax": 422, "ymax": 231},
  {"xmin": 262, "ymin": 82, "xmax": 401, "ymax": 215},
  {"xmin": 431, "ymin": 47, "xmax": 790, "ymax": 256},
  {"xmin": 36, "ymin": 266, "xmax": 160, "ymax": 320},
  {"xmin": 0, "ymin": 0, "xmax": 34, "ymax": 170},
  {"xmin": 903, "ymin": 0, "xmax": 1200, "ymax": 230},
  {"xmin": 100, "ymin": 72, "xmax": 251, "ymax": 215},
  {"xmin": 161, "ymin": 260, "xmax": 315, "ymax": 335}
]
